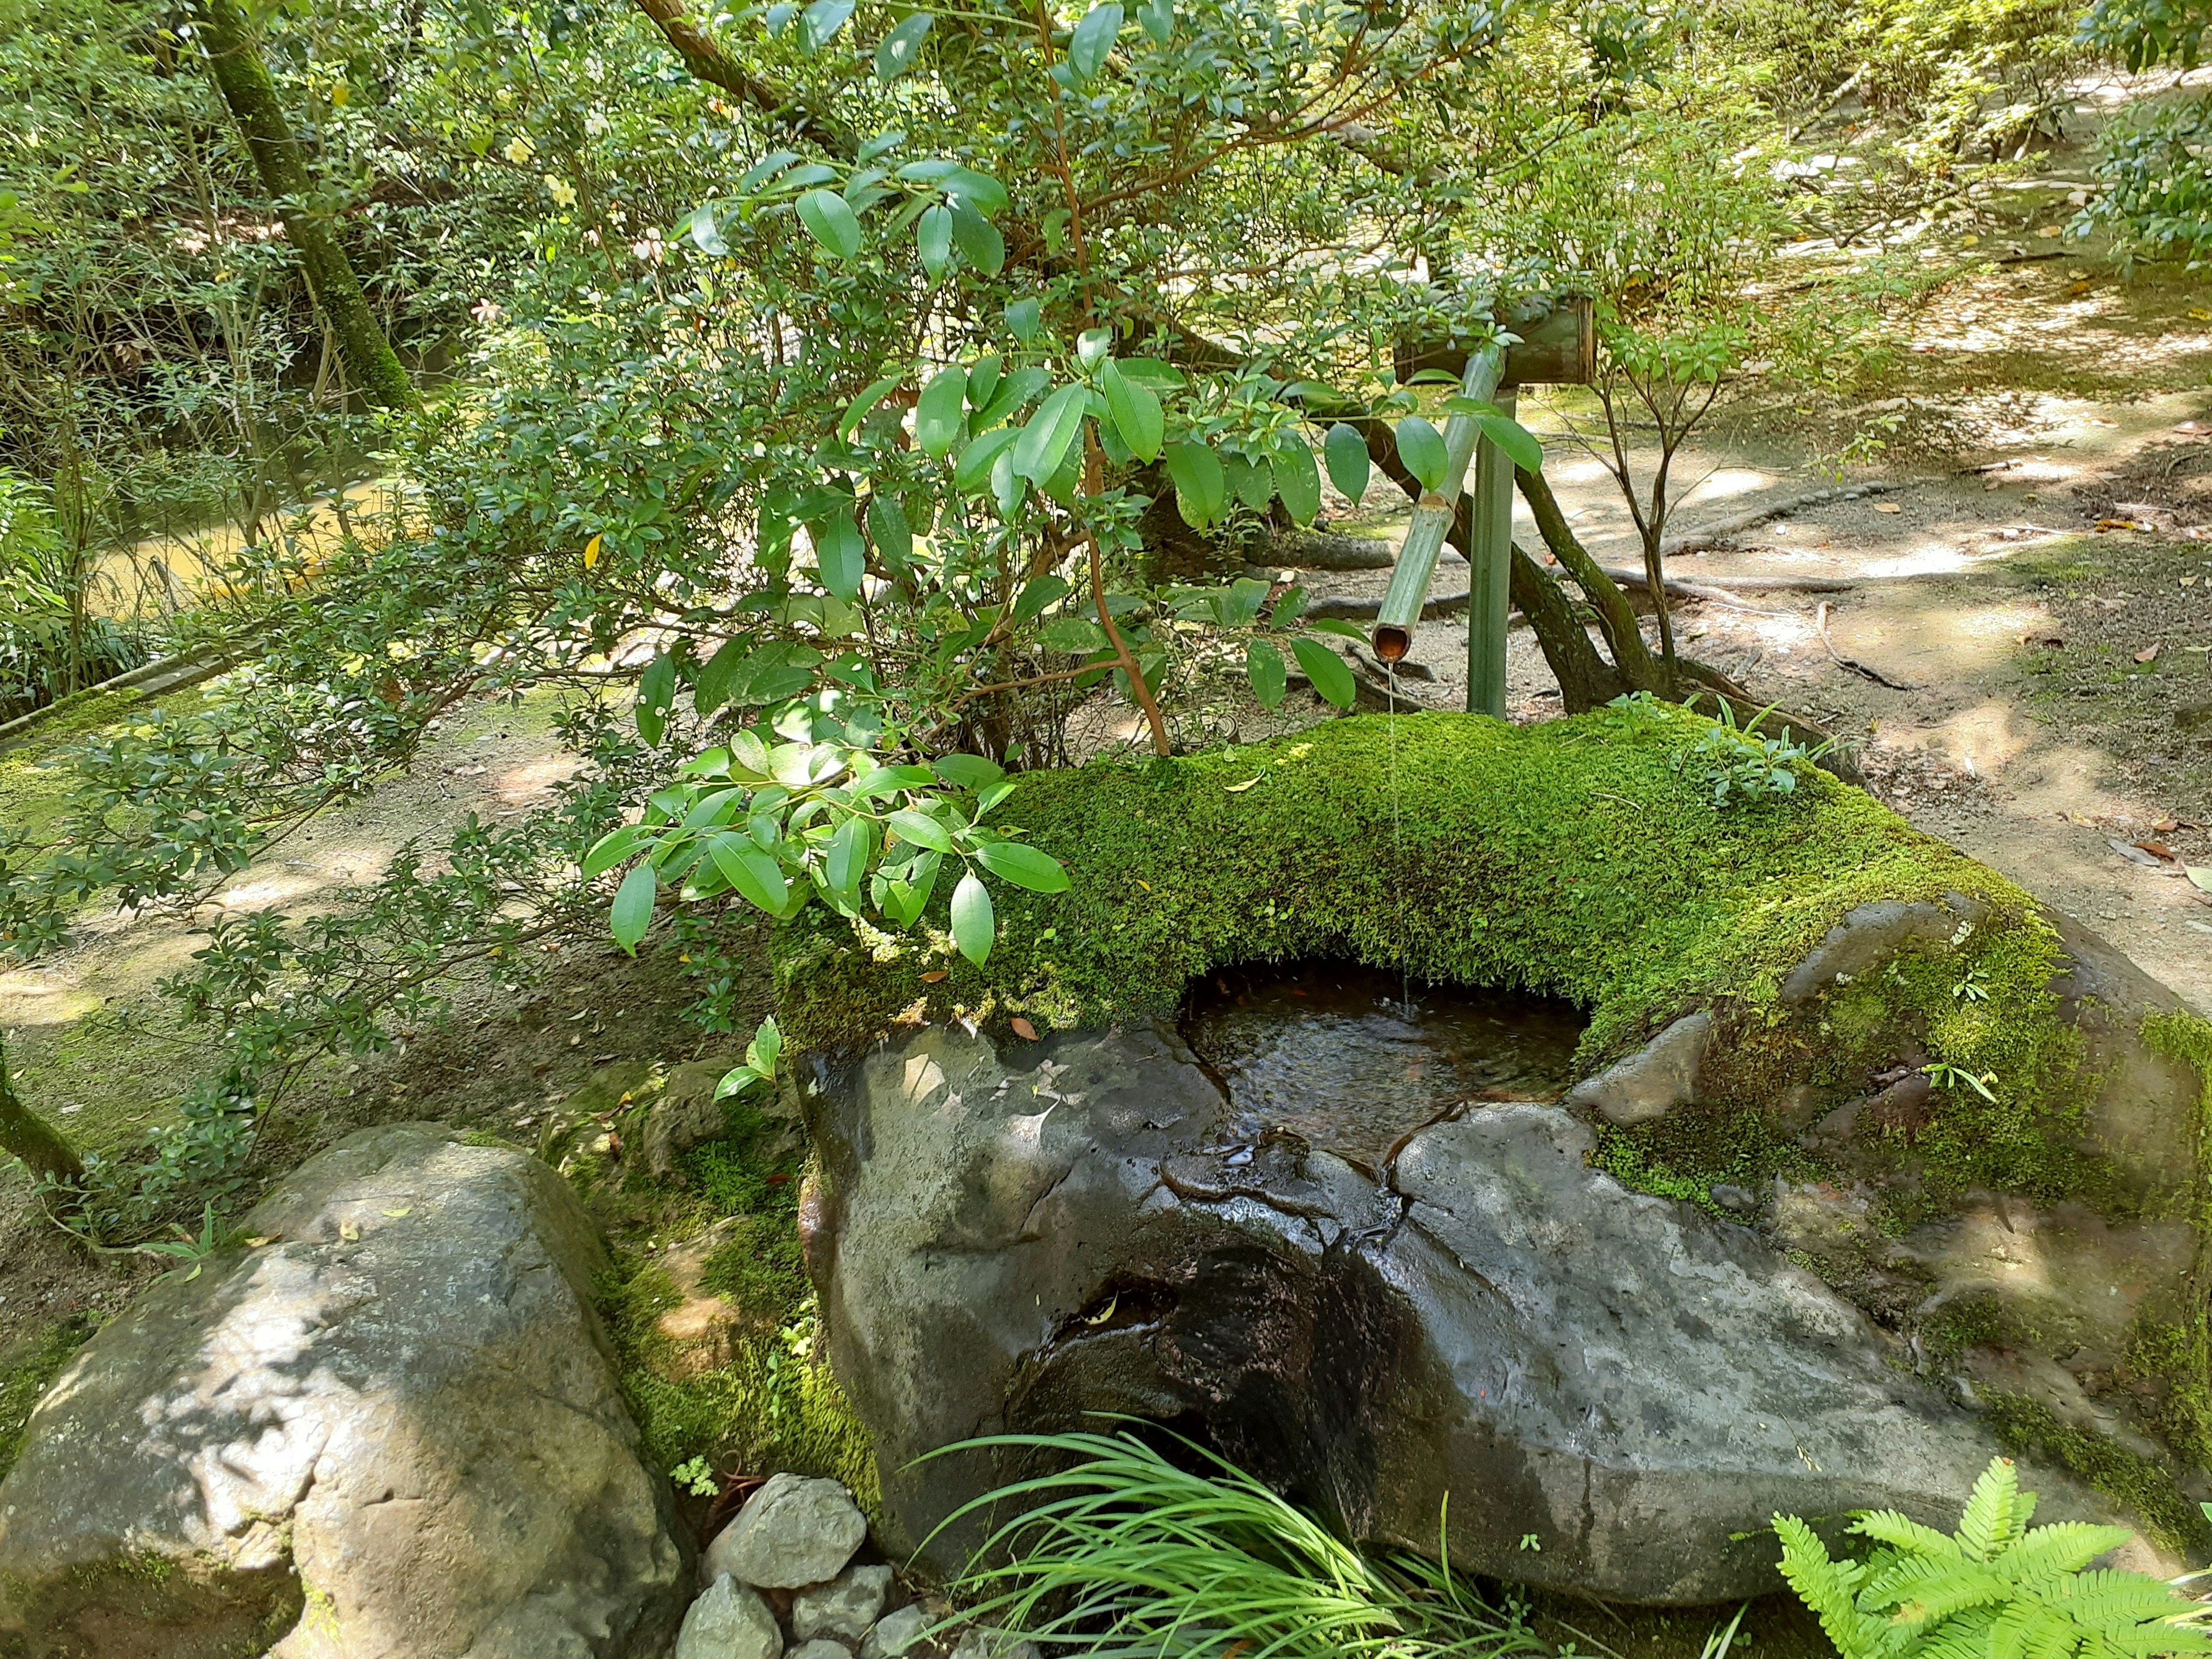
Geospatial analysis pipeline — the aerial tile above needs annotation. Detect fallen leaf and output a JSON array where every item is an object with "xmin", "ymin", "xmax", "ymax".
[
  {"xmin": 2136, "ymin": 841, "xmax": 2175, "ymax": 860},
  {"xmin": 2182, "ymin": 577, "xmax": 2199, "ymax": 588},
  {"xmin": 2156, "ymin": 818, "xmax": 2180, "ymax": 832},
  {"xmin": 1874, "ymin": 501, "xmax": 1902, "ymax": 513},
  {"xmin": 381, "ymin": 1207, "xmax": 412, "ymax": 1218},
  {"xmin": 2109, "ymin": 838, "xmax": 2167, "ymax": 868},
  {"xmin": 2036, "ymin": 225, "xmax": 2063, "ymax": 237},
  {"xmin": 2135, "ymin": 644, "xmax": 2160, "ymax": 664},
  {"xmin": 245, "ymin": 1236, "xmax": 276, "ymax": 1248},
  {"xmin": 339, "ymin": 1221, "xmax": 361, "ymax": 1242},
  {"xmin": 1225, "ymin": 776, "xmax": 1266, "ymax": 793},
  {"xmin": 2191, "ymin": 866, "xmax": 2212, "ymax": 893},
  {"xmin": 921, "ymin": 969, "xmax": 948, "ymax": 983},
  {"xmin": 2191, "ymin": 311, "xmax": 2212, "ymax": 323},
  {"xmin": 1010, "ymin": 1017, "xmax": 1039, "ymax": 1041}
]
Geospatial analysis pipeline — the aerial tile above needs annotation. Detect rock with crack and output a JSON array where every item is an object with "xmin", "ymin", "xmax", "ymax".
[
  {"xmin": 802, "ymin": 1022, "xmax": 2161, "ymax": 1604},
  {"xmin": 702, "ymin": 1472, "xmax": 868, "ymax": 1590},
  {"xmin": 0, "ymin": 1123, "xmax": 689, "ymax": 1657}
]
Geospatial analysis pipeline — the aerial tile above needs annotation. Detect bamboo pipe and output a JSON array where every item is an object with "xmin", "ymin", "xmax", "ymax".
[{"xmin": 1371, "ymin": 344, "xmax": 1504, "ymax": 664}]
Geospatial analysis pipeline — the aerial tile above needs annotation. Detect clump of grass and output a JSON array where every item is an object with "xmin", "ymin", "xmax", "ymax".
[{"xmin": 930, "ymin": 1428, "xmax": 1552, "ymax": 1659}]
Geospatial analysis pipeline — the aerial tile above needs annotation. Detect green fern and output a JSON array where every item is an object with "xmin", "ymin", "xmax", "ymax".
[{"xmin": 1775, "ymin": 1459, "xmax": 2212, "ymax": 1659}]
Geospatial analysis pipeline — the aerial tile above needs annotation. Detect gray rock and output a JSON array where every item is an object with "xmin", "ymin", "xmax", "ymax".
[
  {"xmin": 677, "ymin": 1575, "xmax": 783, "ymax": 1659},
  {"xmin": 0, "ymin": 1123, "xmax": 688, "ymax": 1656},
  {"xmin": 859, "ymin": 1605, "xmax": 932, "ymax": 1659},
  {"xmin": 705, "ymin": 1472, "xmax": 867, "ymax": 1590},
  {"xmin": 792, "ymin": 1562, "xmax": 893, "ymax": 1641},
  {"xmin": 791, "ymin": 1642, "xmax": 855, "ymax": 1659},
  {"xmin": 646, "ymin": 1058, "xmax": 743, "ymax": 1178},
  {"xmin": 804, "ymin": 1021, "xmax": 2167, "ymax": 1605},
  {"xmin": 1780, "ymin": 895, "xmax": 1986, "ymax": 1003},
  {"xmin": 1562, "ymin": 1010, "xmax": 1712, "ymax": 1125},
  {"xmin": 949, "ymin": 1628, "xmax": 1041, "ymax": 1659},
  {"xmin": 1709, "ymin": 1183, "xmax": 1756, "ymax": 1215}
]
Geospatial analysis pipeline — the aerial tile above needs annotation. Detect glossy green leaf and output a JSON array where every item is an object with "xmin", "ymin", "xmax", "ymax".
[
  {"xmin": 683, "ymin": 207, "xmax": 730, "ymax": 257},
  {"xmin": 1099, "ymin": 358, "xmax": 1162, "ymax": 461},
  {"xmin": 1395, "ymin": 414, "xmax": 1448, "ymax": 492},
  {"xmin": 1012, "ymin": 383, "xmax": 1089, "ymax": 482},
  {"xmin": 974, "ymin": 839, "xmax": 1070, "ymax": 892},
  {"xmin": 972, "ymin": 365, "xmax": 1050, "ymax": 429},
  {"xmin": 799, "ymin": 0, "xmax": 854, "ymax": 48},
  {"xmin": 839, "ymin": 372, "xmax": 903, "ymax": 442},
  {"xmin": 582, "ymin": 825, "xmax": 647, "ymax": 879},
  {"xmin": 1271, "ymin": 434, "xmax": 1321, "ymax": 525},
  {"xmin": 886, "ymin": 808, "xmax": 953, "ymax": 852},
  {"xmin": 967, "ymin": 353, "xmax": 1002, "ymax": 408},
  {"xmin": 637, "ymin": 652, "xmax": 675, "ymax": 745},
  {"xmin": 941, "ymin": 166, "xmax": 1008, "ymax": 215},
  {"xmin": 825, "ymin": 813, "xmax": 872, "ymax": 897},
  {"xmin": 950, "ymin": 869, "xmax": 995, "ymax": 965},
  {"xmin": 1164, "ymin": 439, "xmax": 1226, "ymax": 529},
  {"xmin": 952, "ymin": 426, "xmax": 1020, "ymax": 494},
  {"xmin": 1138, "ymin": 0, "xmax": 1173, "ymax": 40},
  {"xmin": 709, "ymin": 831, "xmax": 790, "ymax": 915},
  {"xmin": 867, "ymin": 493, "xmax": 913, "ymax": 570},
  {"xmin": 875, "ymin": 11, "xmax": 931, "ymax": 77},
  {"xmin": 916, "ymin": 203, "xmax": 954, "ymax": 280},
  {"xmin": 1323, "ymin": 421, "xmax": 1370, "ymax": 502},
  {"xmin": 1224, "ymin": 452, "xmax": 1272, "ymax": 512},
  {"xmin": 916, "ymin": 365, "xmax": 968, "ymax": 457},
  {"xmin": 1245, "ymin": 638, "xmax": 1287, "ymax": 708},
  {"xmin": 1479, "ymin": 414, "xmax": 1545, "ymax": 474},
  {"xmin": 1292, "ymin": 635, "xmax": 1357, "ymax": 708},
  {"xmin": 1014, "ymin": 573, "xmax": 1072, "ymax": 624},
  {"xmin": 949, "ymin": 201, "xmax": 1003, "ymax": 274},
  {"xmin": 1067, "ymin": 2, "xmax": 1123, "ymax": 78},
  {"xmin": 931, "ymin": 752, "xmax": 1005, "ymax": 789},
  {"xmin": 610, "ymin": 862, "xmax": 657, "ymax": 954},
  {"xmin": 797, "ymin": 188, "xmax": 864, "ymax": 260},
  {"xmin": 812, "ymin": 511, "xmax": 866, "ymax": 601},
  {"xmin": 1005, "ymin": 297, "xmax": 1043, "ymax": 343}
]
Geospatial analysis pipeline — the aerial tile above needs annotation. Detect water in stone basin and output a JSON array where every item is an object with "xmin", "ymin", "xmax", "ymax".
[{"xmin": 1179, "ymin": 961, "xmax": 1587, "ymax": 1169}]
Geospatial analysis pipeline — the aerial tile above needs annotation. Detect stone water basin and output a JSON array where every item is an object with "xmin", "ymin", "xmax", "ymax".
[{"xmin": 1180, "ymin": 961, "xmax": 1585, "ymax": 1167}]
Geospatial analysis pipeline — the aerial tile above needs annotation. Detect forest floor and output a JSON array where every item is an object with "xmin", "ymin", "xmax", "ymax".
[{"xmin": 0, "ymin": 109, "xmax": 2209, "ymax": 1657}]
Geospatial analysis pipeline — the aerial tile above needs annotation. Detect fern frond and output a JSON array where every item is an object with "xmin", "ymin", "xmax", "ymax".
[
  {"xmin": 2003, "ymin": 1527, "xmax": 2143, "ymax": 1582},
  {"xmin": 1885, "ymin": 1565, "xmax": 2014, "ymax": 1626},
  {"xmin": 1855, "ymin": 1511, "xmax": 1965, "ymax": 1561},
  {"xmin": 1991, "ymin": 1597, "xmax": 2077, "ymax": 1659},
  {"xmin": 1960, "ymin": 1460, "xmax": 2025, "ymax": 1561},
  {"xmin": 1778, "ymin": 1517, "xmax": 1885, "ymax": 1658},
  {"xmin": 2050, "ymin": 1573, "xmax": 2206, "ymax": 1635},
  {"xmin": 1862, "ymin": 1551, "xmax": 1968, "ymax": 1612},
  {"xmin": 1916, "ymin": 1606, "xmax": 2002, "ymax": 1659}
]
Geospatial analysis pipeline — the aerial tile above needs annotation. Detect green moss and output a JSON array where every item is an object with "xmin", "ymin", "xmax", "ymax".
[
  {"xmin": 700, "ymin": 1217, "xmax": 808, "ymax": 1328},
  {"xmin": 0, "ymin": 1315, "xmax": 93, "ymax": 1480},
  {"xmin": 1592, "ymin": 1105, "xmax": 1816, "ymax": 1218},
  {"xmin": 2135, "ymin": 1010, "xmax": 2212, "ymax": 1468},
  {"xmin": 1980, "ymin": 1390, "xmax": 2212, "ymax": 1558}
]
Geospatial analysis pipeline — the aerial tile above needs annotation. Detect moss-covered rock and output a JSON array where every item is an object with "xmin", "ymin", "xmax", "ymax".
[{"xmin": 775, "ymin": 707, "xmax": 2212, "ymax": 1555}]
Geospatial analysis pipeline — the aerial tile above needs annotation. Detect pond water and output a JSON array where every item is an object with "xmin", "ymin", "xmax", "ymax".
[{"xmin": 1179, "ymin": 961, "xmax": 1586, "ymax": 1169}]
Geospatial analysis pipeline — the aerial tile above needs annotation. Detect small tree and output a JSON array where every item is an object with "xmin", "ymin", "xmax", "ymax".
[{"xmin": 0, "ymin": 1033, "xmax": 83, "ymax": 1191}]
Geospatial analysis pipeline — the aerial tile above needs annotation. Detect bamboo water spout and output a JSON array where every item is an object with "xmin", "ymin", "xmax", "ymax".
[{"xmin": 1370, "ymin": 344, "xmax": 1504, "ymax": 665}]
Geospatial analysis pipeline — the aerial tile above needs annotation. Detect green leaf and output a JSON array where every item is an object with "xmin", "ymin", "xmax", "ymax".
[
  {"xmin": 1013, "ymin": 383, "xmax": 1090, "ymax": 482},
  {"xmin": 1479, "ymin": 414, "xmax": 1544, "ymax": 474},
  {"xmin": 1245, "ymin": 638, "xmax": 1287, "ymax": 708},
  {"xmin": 1292, "ymin": 635, "xmax": 1357, "ymax": 708},
  {"xmin": 1067, "ymin": 2, "xmax": 1123, "ymax": 78},
  {"xmin": 887, "ymin": 808, "xmax": 953, "ymax": 852},
  {"xmin": 825, "ymin": 813, "xmax": 872, "ymax": 898},
  {"xmin": 1271, "ymin": 434, "xmax": 1321, "ymax": 524},
  {"xmin": 953, "ymin": 426, "xmax": 1021, "ymax": 494},
  {"xmin": 916, "ymin": 365, "xmax": 968, "ymax": 457},
  {"xmin": 875, "ymin": 11, "xmax": 931, "ymax": 77},
  {"xmin": 941, "ymin": 167, "xmax": 1009, "ymax": 216},
  {"xmin": 1014, "ymin": 573, "xmax": 1071, "ymax": 623},
  {"xmin": 709, "ymin": 831, "xmax": 791, "ymax": 916},
  {"xmin": 812, "ymin": 511, "xmax": 866, "ymax": 601},
  {"xmin": 1323, "ymin": 421, "xmax": 1370, "ymax": 502},
  {"xmin": 1306, "ymin": 617, "xmax": 1367, "ymax": 640},
  {"xmin": 974, "ymin": 365, "xmax": 1050, "ymax": 429},
  {"xmin": 683, "ymin": 206, "xmax": 730, "ymax": 257},
  {"xmin": 1224, "ymin": 452, "xmax": 1272, "ymax": 512},
  {"xmin": 747, "ymin": 1015, "xmax": 783, "ymax": 1075},
  {"xmin": 799, "ymin": 0, "xmax": 854, "ymax": 48},
  {"xmin": 867, "ymin": 494, "xmax": 913, "ymax": 571},
  {"xmin": 1005, "ymin": 296, "xmax": 1043, "ymax": 343},
  {"xmin": 840, "ymin": 373, "xmax": 903, "ymax": 442},
  {"xmin": 950, "ymin": 869, "xmax": 995, "ymax": 965},
  {"xmin": 968, "ymin": 353, "xmax": 1002, "ymax": 408},
  {"xmin": 1138, "ymin": 0, "xmax": 1173, "ymax": 40},
  {"xmin": 583, "ymin": 826, "xmax": 647, "ymax": 879},
  {"xmin": 916, "ymin": 203, "xmax": 954, "ymax": 281},
  {"xmin": 797, "ymin": 188, "xmax": 864, "ymax": 259},
  {"xmin": 974, "ymin": 840, "xmax": 1071, "ymax": 892},
  {"xmin": 931, "ymin": 752, "xmax": 1005, "ymax": 789},
  {"xmin": 637, "ymin": 653, "xmax": 675, "ymax": 745},
  {"xmin": 950, "ymin": 201, "xmax": 1003, "ymax": 274},
  {"xmin": 610, "ymin": 862, "xmax": 658, "ymax": 955},
  {"xmin": 1164, "ymin": 440, "xmax": 1226, "ymax": 529},
  {"xmin": 1396, "ymin": 414, "xmax": 1448, "ymax": 492},
  {"xmin": 1100, "ymin": 359, "xmax": 1162, "ymax": 461},
  {"xmin": 714, "ymin": 1063, "xmax": 763, "ymax": 1101}
]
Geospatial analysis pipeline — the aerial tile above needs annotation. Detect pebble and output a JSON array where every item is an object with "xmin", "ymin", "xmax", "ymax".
[
  {"xmin": 793, "ymin": 1563, "xmax": 893, "ymax": 1641},
  {"xmin": 676, "ymin": 1574, "xmax": 783, "ymax": 1659}
]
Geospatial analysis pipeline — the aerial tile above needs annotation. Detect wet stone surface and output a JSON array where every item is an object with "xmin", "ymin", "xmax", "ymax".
[{"xmin": 1179, "ymin": 961, "xmax": 1585, "ymax": 1166}]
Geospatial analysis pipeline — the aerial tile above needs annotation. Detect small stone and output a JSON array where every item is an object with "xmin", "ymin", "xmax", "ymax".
[
  {"xmin": 1709, "ymin": 1183, "xmax": 1756, "ymax": 1216},
  {"xmin": 793, "ymin": 1562, "xmax": 893, "ymax": 1641},
  {"xmin": 677, "ymin": 1575, "xmax": 784, "ymax": 1659},
  {"xmin": 791, "ymin": 1642, "xmax": 855, "ymax": 1659},
  {"xmin": 706, "ymin": 1472, "xmax": 868, "ymax": 1589},
  {"xmin": 860, "ymin": 1603, "xmax": 932, "ymax": 1659},
  {"xmin": 950, "ymin": 1627, "xmax": 1041, "ymax": 1659}
]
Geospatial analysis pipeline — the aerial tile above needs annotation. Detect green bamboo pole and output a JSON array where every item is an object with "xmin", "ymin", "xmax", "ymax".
[
  {"xmin": 1369, "ymin": 343, "xmax": 1504, "ymax": 664},
  {"xmin": 191, "ymin": 0, "xmax": 418, "ymax": 411},
  {"xmin": 1465, "ymin": 386, "xmax": 1516, "ymax": 717}
]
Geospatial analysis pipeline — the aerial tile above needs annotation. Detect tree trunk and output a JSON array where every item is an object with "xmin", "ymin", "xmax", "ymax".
[
  {"xmin": 191, "ymin": 0, "xmax": 417, "ymax": 411},
  {"xmin": 1508, "ymin": 543, "xmax": 1627, "ymax": 711},
  {"xmin": 0, "ymin": 1036, "xmax": 83, "ymax": 1190},
  {"xmin": 1513, "ymin": 464, "xmax": 1665, "ymax": 691}
]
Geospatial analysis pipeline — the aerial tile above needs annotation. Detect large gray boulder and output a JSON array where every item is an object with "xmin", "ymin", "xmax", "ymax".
[
  {"xmin": 0, "ymin": 1123, "xmax": 689, "ymax": 1658},
  {"xmin": 802, "ymin": 1021, "xmax": 2159, "ymax": 1604}
]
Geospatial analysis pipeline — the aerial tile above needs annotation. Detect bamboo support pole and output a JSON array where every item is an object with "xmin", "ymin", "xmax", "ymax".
[{"xmin": 1466, "ymin": 386, "xmax": 1516, "ymax": 717}]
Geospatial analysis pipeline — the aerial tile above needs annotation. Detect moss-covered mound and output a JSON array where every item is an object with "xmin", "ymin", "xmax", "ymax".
[{"xmin": 778, "ymin": 702, "xmax": 2055, "ymax": 1084}]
